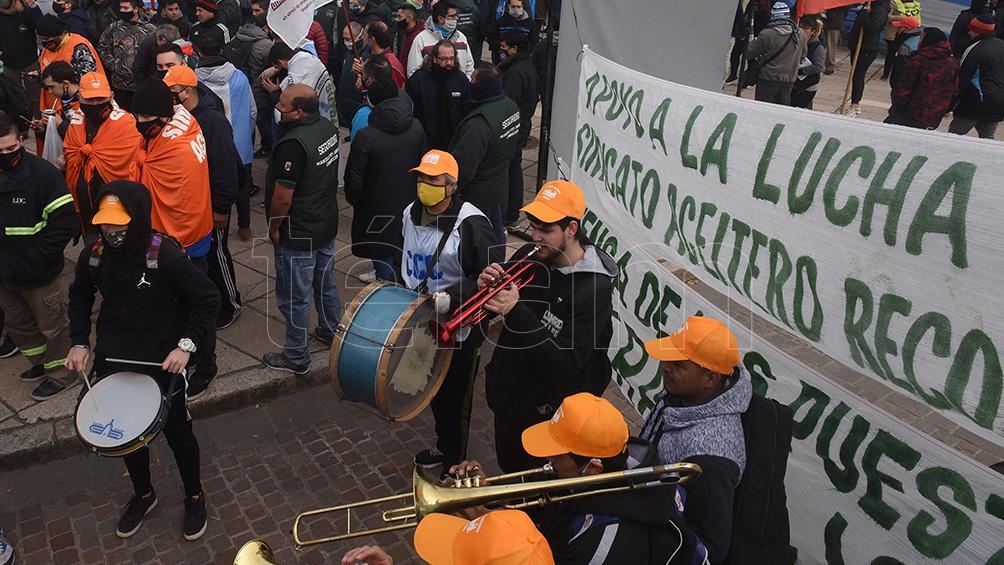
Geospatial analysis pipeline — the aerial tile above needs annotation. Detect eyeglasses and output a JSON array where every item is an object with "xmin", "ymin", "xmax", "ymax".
[{"xmin": 435, "ymin": 56, "xmax": 457, "ymax": 62}]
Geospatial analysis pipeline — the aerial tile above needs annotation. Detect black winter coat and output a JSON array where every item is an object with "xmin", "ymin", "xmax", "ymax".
[
  {"xmin": 956, "ymin": 33, "xmax": 1004, "ymax": 121},
  {"xmin": 344, "ymin": 97, "xmax": 427, "ymax": 259},
  {"xmin": 0, "ymin": 152, "xmax": 78, "ymax": 289},
  {"xmin": 67, "ymin": 181, "xmax": 220, "ymax": 363},
  {"xmin": 949, "ymin": 1, "xmax": 1004, "ymax": 57},
  {"xmin": 84, "ymin": 3, "xmax": 115, "ymax": 46},
  {"xmin": 405, "ymin": 67, "xmax": 471, "ymax": 149},
  {"xmin": 0, "ymin": 6, "xmax": 42, "ymax": 70},
  {"xmin": 849, "ymin": 1, "xmax": 890, "ymax": 53},
  {"xmin": 189, "ymin": 86, "xmax": 241, "ymax": 214},
  {"xmin": 499, "ymin": 52, "xmax": 538, "ymax": 146}
]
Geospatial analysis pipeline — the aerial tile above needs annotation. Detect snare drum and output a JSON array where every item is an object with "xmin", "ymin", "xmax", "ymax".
[
  {"xmin": 330, "ymin": 282, "xmax": 453, "ymax": 422},
  {"xmin": 74, "ymin": 371, "xmax": 170, "ymax": 457}
]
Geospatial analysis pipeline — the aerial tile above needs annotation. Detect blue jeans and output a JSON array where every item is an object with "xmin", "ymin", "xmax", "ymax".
[
  {"xmin": 273, "ymin": 240, "xmax": 342, "ymax": 366},
  {"xmin": 373, "ymin": 257, "xmax": 397, "ymax": 282}
]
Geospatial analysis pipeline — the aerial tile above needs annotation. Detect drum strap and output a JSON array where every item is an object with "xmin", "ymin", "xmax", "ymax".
[{"xmin": 416, "ymin": 228, "xmax": 454, "ymax": 295}]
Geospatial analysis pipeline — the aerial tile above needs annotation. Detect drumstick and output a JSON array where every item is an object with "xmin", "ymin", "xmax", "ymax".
[{"xmin": 105, "ymin": 357, "xmax": 164, "ymax": 368}]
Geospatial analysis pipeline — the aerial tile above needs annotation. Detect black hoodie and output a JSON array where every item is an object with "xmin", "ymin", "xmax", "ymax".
[
  {"xmin": 67, "ymin": 181, "xmax": 220, "ymax": 366},
  {"xmin": 189, "ymin": 83, "xmax": 241, "ymax": 214},
  {"xmin": 539, "ymin": 484, "xmax": 705, "ymax": 564},
  {"xmin": 344, "ymin": 96, "xmax": 427, "ymax": 259}
]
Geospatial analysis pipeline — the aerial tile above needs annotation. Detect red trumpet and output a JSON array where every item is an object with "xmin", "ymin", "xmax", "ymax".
[{"xmin": 429, "ymin": 246, "xmax": 540, "ymax": 346}]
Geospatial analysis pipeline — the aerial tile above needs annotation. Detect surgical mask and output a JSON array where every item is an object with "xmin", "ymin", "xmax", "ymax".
[
  {"xmin": 80, "ymin": 101, "xmax": 111, "ymax": 124},
  {"xmin": 439, "ymin": 19, "xmax": 457, "ymax": 36},
  {"xmin": 417, "ymin": 181, "xmax": 448, "ymax": 207},
  {"xmin": 136, "ymin": 119, "xmax": 164, "ymax": 139},
  {"xmin": 344, "ymin": 39, "xmax": 354, "ymax": 49},
  {"xmin": 273, "ymin": 107, "xmax": 285, "ymax": 124},
  {"xmin": 508, "ymin": 7, "xmax": 525, "ymax": 18},
  {"xmin": 103, "ymin": 228, "xmax": 128, "ymax": 248},
  {"xmin": 348, "ymin": 3, "xmax": 360, "ymax": 13},
  {"xmin": 0, "ymin": 147, "xmax": 23, "ymax": 172}
]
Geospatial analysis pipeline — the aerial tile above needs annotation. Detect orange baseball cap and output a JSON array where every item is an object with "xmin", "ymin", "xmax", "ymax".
[
  {"xmin": 892, "ymin": 16, "xmax": 921, "ymax": 29},
  {"xmin": 520, "ymin": 180, "xmax": 586, "ymax": 223},
  {"xmin": 78, "ymin": 72, "xmax": 111, "ymax": 99},
  {"xmin": 91, "ymin": 193, "xmax": 132, "ymax": 225},
  {"xmin": 644, "ymin": 316, "xmax": 740, "ymax": 375},
  {"xmin": 414, "ymin": 510, "xmax": 555, "ymax": 565},
  {"xmin": 521, "ymin": 393, "xmax": 628, "ymax": 458},
  {"xmin": 411, "ymin": 149, "xmax": 459, "ymax": 178},
  {"xmin": 162, "ymin": 65, "xmax": 198, "ymax": 88}
]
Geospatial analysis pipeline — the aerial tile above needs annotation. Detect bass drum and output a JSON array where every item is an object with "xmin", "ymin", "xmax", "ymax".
[{"xmin": 330, "ymin": 282, "xmax": 453, "ymax": 422}]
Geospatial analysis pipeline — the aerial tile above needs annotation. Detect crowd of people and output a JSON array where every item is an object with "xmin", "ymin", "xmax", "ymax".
[
  {"xmin": 731, "ymin": 0, "xmax": 1004, "ymax": 138},
  {"xmin": 0, "ymin": 0, "xmax": 801, "ymax": 563}
]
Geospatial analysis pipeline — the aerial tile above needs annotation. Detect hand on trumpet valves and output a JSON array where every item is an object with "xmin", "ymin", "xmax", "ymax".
[
  {"xmin": 445, "ymin": 460, "xmax": 489, "ymax": 486},
  {"xmin": 483, "ymin": 283, "xmax": 519, "ymax": 316},
  {"xmin": 476, "ymin": 262, "xmax": 506, "ymax": 290},
  {"xmin": 432, "ymin": 291, "xmax": 451, "ymax": 314},
  {"xmin": 340, "ymin": 545, "xmax": 393, "ymax": 565}
]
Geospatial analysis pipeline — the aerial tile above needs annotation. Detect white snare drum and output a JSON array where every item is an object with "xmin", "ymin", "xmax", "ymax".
[{"xmin": 74, "ymin": 371, "xmax": 170, "ymax": 457}]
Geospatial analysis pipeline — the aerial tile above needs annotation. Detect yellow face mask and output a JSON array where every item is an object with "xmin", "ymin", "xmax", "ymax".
[{"xmin": 417, "ymin": 181, "xmax": 449, "ymax": 207}]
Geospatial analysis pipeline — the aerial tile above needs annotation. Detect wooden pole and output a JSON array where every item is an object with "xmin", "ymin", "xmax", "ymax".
[
  {"xmin": 341, "ymin": 0, "xmax": 362, "ymax": 61},
  {"xmin": 838, "ymin": 2, "xmax": 869, "ymax": 114}
]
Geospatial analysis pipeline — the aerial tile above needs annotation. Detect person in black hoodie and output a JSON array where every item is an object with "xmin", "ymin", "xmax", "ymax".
[
  {"xmin": 344, "ymin": 78, "xmax": 427, "ymax": 282},
  {"xmin": 480, "ymin": 180, "xmax": 617, "ymax": 473},
  {"xmin": 498, "ymin": 29, "xmax": 537, "ymax": 226},
  {"xmin": 53, "ymin": 0, "xmax": 90, "ymax": 40},
  {"xmin": 846, "ymin": 0, "xmax": 890, "ymax": 117},
  {"xmin": 163, "ymin": 64, "xmax": 241, "ymax": 397},
  {"xmin": 949, "ymin": 14, "xmax": 1004, "ymax": 138},
  {"xmin": 65, "ymin": 181, "xmax": 219, "ymax": 543},
  {"xmin": 405, "ymin": 40, "xmax": 470, "ymax": 150}
]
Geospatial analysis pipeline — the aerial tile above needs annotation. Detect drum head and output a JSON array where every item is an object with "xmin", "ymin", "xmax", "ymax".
[
  {"xmin": 75, "ymin": 372, "xmax": 163, "ymax": 452},
  {"xmin": 379, "ymin": 294, "xmax": 453, "ymax": 422}
]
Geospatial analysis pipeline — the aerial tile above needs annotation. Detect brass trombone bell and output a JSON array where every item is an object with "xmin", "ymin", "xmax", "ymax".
[{"xmin": 233, "ymin": 539, "xmax": 278, "ymax": 565}]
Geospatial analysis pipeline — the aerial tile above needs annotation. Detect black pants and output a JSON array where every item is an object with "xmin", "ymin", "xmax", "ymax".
[
  {"xmin": 236, "ymin": 164, "xmax": 252, "ymax": 230},
  {"xmin": 504, "ymin": 141, "xmax": 527, "ymax": 225},
  {"xmin": 430, "ymin": 346, "xmax": 480, "ymax": 468},
  {"xmin": 728, "ymin": 35, "xmax": 748, "ymax": 80},
  {"xmin": 255, "ymin": 102, "xmax": 273, "ymax": 152},
  {"xmin": 851, "ymin": 49, "xmax": 878, "ymax": 104},
  {"xmin": 189, "ymin": 255, "xmax": 218, "ymax": 380},
  {"xmin": 494, "ymin": 411, "xmax": 548, "ymax": 473},
  {"xmin": 123, "ymin": 372, "xmax": 202, "ymax": 498},
  {"xmin": 882, "ymin": 38, "xmax": 898, "ymax": 78},
  {"xmin": 790, "ymin": 89, "xmax": 817, "ymax": 110},
  {"xmin": 112, "ymin": 88, "xmax": 134, "ymax": 112},
  {"xmin": 208, "ymin": 215, "xmax": 242, "ymax": 324}
]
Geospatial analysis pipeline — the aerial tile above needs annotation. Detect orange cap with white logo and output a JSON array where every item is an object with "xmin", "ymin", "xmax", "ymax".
[
  {"xmin": 411, "ymin": 149, "xmax": 459, "ymax": 178},
  {"xmin": 79, "ymin": 72, "xmax": 112, "ymax": 99},
  {"xmin": 414, "ymin": 510, "xmax": 555, "ymax": 565},
  {"xmin": 520, "ymin": 180, "xmax": 586, "ymax": 223},
  {"xmin": 520, "ymin": 393, "xmax": 628, "ymax": 459},
  {"xmin": 644, "ymin": 316, "xmax": 740, "ymax": 375}
]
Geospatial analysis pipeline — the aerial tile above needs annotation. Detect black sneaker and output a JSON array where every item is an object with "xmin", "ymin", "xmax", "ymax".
[
  {"xmin": 116, "ymin": 492, "xmax": 158, "ymax": 539},
  {"xmin": 31, "ymin": 378, "xmax": 66, "ymax": 401},
  {"xmin": 19, "ymin": 365, "xmax": 44, "ymax": 383},
  {"xmin": 186, "ymin": 375, "xmax": 209, "ymax": 401},
  {"xmin": 415, "ymin": 448, "xmax": 445, "ymax": 468},
  {"xmin": 261, "ymin": 352, "xmax": 309, "ymax": 375},
  {"xmin": 0, "ymin": 332, "xmax": 17, "ymax": 359},
  {"xmin": 183, "ymin": 493, "xmax": 207, "ymax": 541},
  {"xmin": 313, "ymin": 327, "xmax": 334, "ymax": 347}
]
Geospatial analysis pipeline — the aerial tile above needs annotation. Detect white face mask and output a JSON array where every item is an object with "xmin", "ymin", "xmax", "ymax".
[
  {"xmin": 440, "ymin": 18, "xmax": 457, "ymax": 34},
  {"xmin": 508, "ymin": 6, "xmax": 524, "ymax": 18},
  {"xmin": 273, "ymin": 107, "xmax": 283, "ymax": 124},
  {"xmin": 344, "ymin": 39, "xmax": 354, "ymax": 49}
]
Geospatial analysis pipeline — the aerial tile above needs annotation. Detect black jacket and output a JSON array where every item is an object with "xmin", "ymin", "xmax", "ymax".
[
  {"xmin": 132, "ymin": 33, "xmax": 159, "ymax": 87},
  {"xmin": 485, "ymin": 243, "xmax": 618, "ymax": 420},
  {"xmin": 849, "ymin": 1, "xmax": 890, "ymax": 53},
  {"xmin": 344, "ymin": 97, "xmax": 427, "ymax": 260},
  {"xmin": 61, "ymin": 9, "xmax": 90, "ymax": 41},
  {"xmin": 0, "ymin": 5, "xmax": 42, "ymax": 70},
  {"xmin": 955, "ymin": 33, "xmax": 1004, "ymax": 121},
  {"xmin": 540, "ymin": 485, "xmax": 704, "ymax": 565},
  {"xmin": 486, "ymin": 12, "xmax": 540, "ymax": 63},
  {"xmin": 949, "ymin": 0, "xmax": 1004, "ymax": 57},
  {"xmin": 189, "ymin": 86, "xmax": 241, "ymax": 214},
  {"xmin": 405, "ymin": 66, "xmax": 471, "ymax": 149},
  {"xmin": 0, "ymin": 152, "xmax": 78, "ymax": 289},
  {"xmin": 499, "ymin": 51, "xmax": 538, "ymax": 145},
  {"xmin": 84, "ymin": 2, "xmax": 115, "ymax": 46},
  {"xmin": 67, "ymin": 181, "xmax": 220, "ymax": 363}
]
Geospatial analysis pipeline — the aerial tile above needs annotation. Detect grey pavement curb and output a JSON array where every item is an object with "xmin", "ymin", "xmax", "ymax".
[{"xmin": 0, "ymin": 352, "xmax": 332, "ymax": 470}]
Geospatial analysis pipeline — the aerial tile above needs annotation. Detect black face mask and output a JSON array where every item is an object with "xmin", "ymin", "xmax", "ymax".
[
  {"xmin": 395, "ymin": 18, "xmax": 409, "ymax": 30},
  {"xmin": 81, "ymin": 101, "xmax": 112, "ymax": 124},
  {"xmin": 42, "ymin": 39, "xmax": 61, "ymax": 52},
  {"xmin": 156, "ymin": 69, "xmax": 168, "ymax": 79},
  {"xmin": 136, "ymin": 119, "xmax": 164, "ymax": 139},
  {"xmin": 102, "ymin": 228, "xmax": 128, "ymax": 248},
  {"xmin": 0, "ymin": 147, "xmax": 24, "ymax": 172},
  {"xmin": 118, "ymin": 9, "xmax": 135, "ymax": 21}
]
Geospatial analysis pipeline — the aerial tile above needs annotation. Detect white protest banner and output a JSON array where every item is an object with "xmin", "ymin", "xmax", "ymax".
[
  {"xmin": 267, "ymin": 0, "xmax": 315, "ymax": 51},
  {"xmin": 571, "ymin": 47, "xmax": 1004, "ymax": 448}
]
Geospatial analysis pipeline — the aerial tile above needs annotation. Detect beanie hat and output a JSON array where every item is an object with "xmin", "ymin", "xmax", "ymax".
[
  {"xmin": 919, "ymin": 27, "xmax": 947, "ymax": 49},
  {"xmin": 196, "ymin": 0, "xmax": 219, "ymax": 12},
  {"xmin": 131, "ymin": 78, "xmax": 176, "ymax": 118},
  {"xmin": 770, "ymin": 1, "xmax": 790, "ymax": 20},
  {"xmin": 367, "ymin": 78, "xmax": 399, "ymax": 105},
  {"xmin": 970, "ymin": 14, "xmax": 996, "ymax": 35},
  {"xmin": 36, "ymin": 14, "xmax": 68, "ymax": 36}
]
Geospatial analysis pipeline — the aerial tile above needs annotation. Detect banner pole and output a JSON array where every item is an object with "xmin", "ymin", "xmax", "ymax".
[
  {"xmin": 838, "ymin": 2, "xmax": 868, "ymax": 114},
  {"xmin": 341, "ymin": 0, "xmax": 361, "ymax": 61},
  {"xmin": 535, "ymin": 0, "xmax": 561, "ymax": 189}
]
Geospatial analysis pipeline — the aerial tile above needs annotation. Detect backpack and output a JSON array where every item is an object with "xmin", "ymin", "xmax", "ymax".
[
  {"xmin": 87, "ymin": 232, "xmax": 183, "ymax": 278},
  {"xmin": 223, "ymin": 38, "xmax": 254, "ymax": 74},
  {"xmin": 721, "ymin": 393, "xmax": 793, "ymax": 565}
]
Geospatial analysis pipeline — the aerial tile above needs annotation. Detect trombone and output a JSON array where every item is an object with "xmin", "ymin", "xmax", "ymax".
[
  {"xmin": 291, "ymin": 460, "xmax": 702, "ymax": 549},
  {"xmin": 428, "ymin": 245, "xmax": 541, "ymax": 346}
]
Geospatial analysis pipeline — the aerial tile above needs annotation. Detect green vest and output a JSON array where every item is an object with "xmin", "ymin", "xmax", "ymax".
[
  {"xmin": 453, "ymin": 94, "xmax": 520, "ymax": 211},
  {"xmin": 266, "ymin": 114, "xmax": 341, "ymax": 250}
]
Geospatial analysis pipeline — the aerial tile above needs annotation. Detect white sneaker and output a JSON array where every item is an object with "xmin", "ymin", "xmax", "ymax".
[
  {"xmin": 357, "ymin": 270, "xmax": 377, "ymax": 283},
  {"xmin": 844, "ymin": 107, "xmax": 861, "ymax": 118}
]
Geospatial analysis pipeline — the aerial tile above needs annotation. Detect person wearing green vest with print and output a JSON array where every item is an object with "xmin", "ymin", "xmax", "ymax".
[
  {"xmin": 262, "ymin": 83, "xmax": 342, "ymax": 375},
  {"xmin": 449, "ymin": 62, "xmax": 520, "ymax": 243}
]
